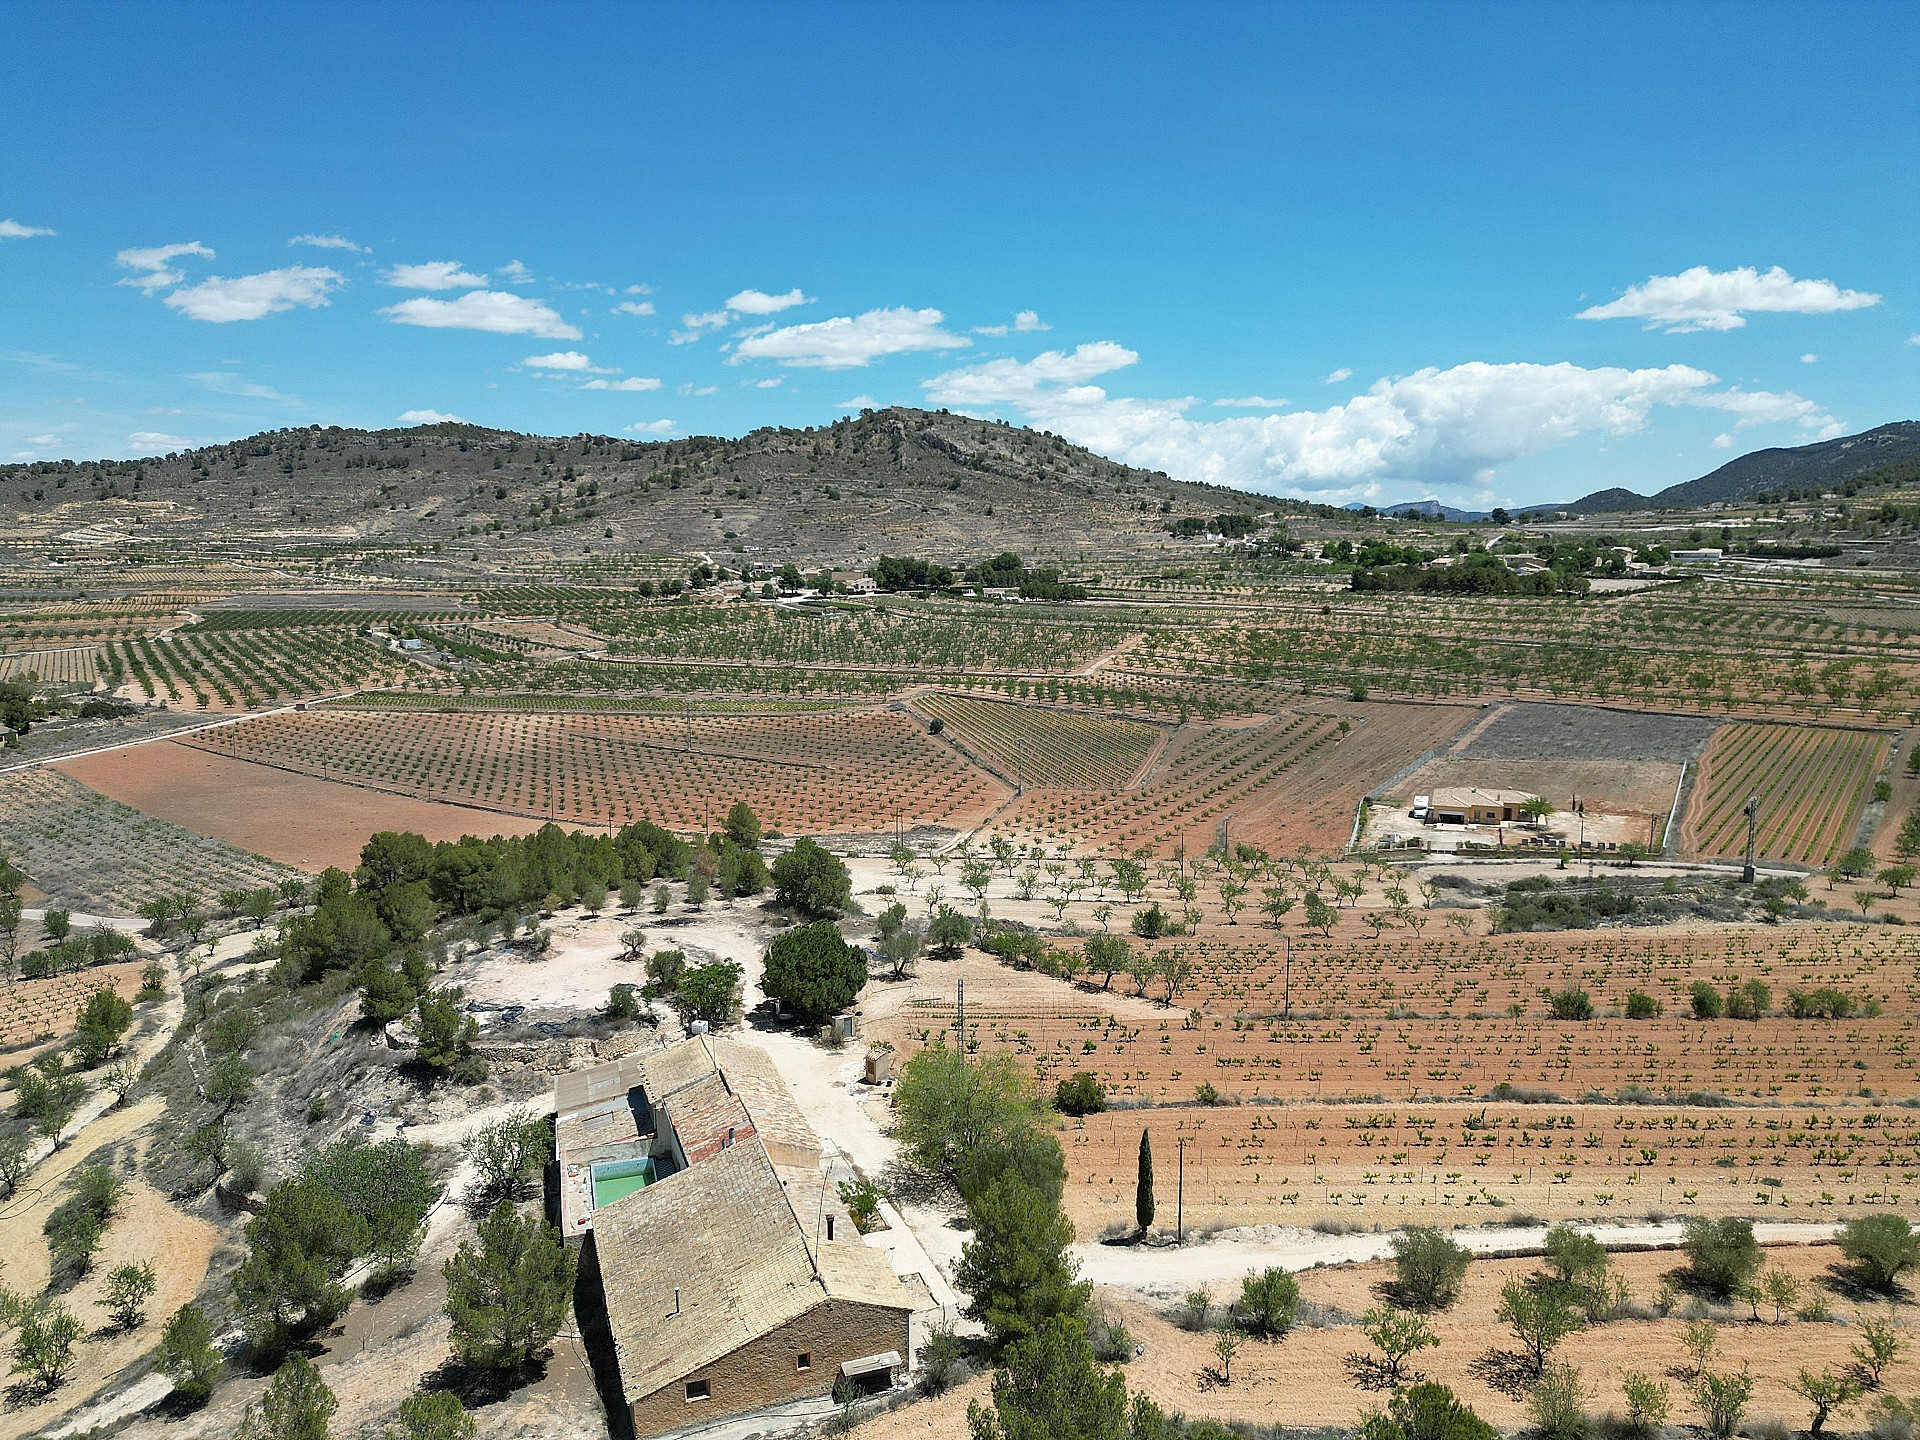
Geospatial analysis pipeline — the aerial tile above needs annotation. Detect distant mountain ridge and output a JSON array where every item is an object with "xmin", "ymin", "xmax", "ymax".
[{"xmin": 1520, "ymin": 421, "xmax": 1920, "ymax": 516}]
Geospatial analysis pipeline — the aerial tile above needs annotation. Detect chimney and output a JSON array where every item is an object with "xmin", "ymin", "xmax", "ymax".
[
  {"xmin": 725, "ymin": 1126, "xmax": 735, "ymax": 1148},
  {"xmin": 673, "ymin": 1287, "xmax": 682, "ymax": 1316},
  {"xmin": 826, "ymin": 1215, "xmax": 835, "ymax": 1241}
]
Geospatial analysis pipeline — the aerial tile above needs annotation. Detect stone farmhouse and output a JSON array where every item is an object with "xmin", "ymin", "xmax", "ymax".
[{"xmin": 554, "ymin": 1036, "xmax": 918, "ymax": 1438}]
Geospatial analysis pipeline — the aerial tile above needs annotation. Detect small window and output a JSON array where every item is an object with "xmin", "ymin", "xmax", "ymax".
[
  {"xmin": 685, "ymin": 1380, "xmax": 710, "ymax": 1402},
  {"xmin": 796, "ymin": 1353, "xmax": 812, "ymax": 1371}
]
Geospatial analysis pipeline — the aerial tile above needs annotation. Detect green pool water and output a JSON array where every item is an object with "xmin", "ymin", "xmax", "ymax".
[
  {"xmin": 594, "ymin": 1172, "xmax": 649, "ymax": 1207},
  {"xmin": 592, "ymin": 1157, "xmax": 654, "ymax": 1209}
]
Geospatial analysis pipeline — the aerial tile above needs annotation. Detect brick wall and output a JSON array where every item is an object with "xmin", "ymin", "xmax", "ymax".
[{"xmin": 627, "ymin": 1299, "xmax": 909, "ymax": 1439}]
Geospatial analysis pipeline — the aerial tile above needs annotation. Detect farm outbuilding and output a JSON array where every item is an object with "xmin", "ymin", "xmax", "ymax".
[
  {"xmin": 592, "ymin": 1138, "xmax": 913, "ymax": 1438},
  {"xmin": 1427, "ymin": 787, "xmax": 1532, "ymax": 825},
  {"xmin": 555, "ymin": 1036, "xmax": 920, "ymax": 1437}
]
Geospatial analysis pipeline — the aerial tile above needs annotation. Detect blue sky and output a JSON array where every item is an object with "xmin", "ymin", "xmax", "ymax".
[{"xmin": 2, "ymin": 2, "xmax": 1914, "ymax": 508}]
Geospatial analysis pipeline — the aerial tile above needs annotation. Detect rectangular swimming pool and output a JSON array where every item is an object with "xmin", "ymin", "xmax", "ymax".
[{"xmin": 591, "ymin": 1156, "xmax": 655, "ymax": 1210}]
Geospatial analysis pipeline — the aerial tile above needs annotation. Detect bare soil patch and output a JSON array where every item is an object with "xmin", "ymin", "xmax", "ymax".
[
  {"xmin": 858, "ymin": 1245, "xmax": 1912, "ymax": 1439},
  {"xmin": 0, "ymin": 1104, "xmax": 217, "ymax": 1440},
  {"xmin": 1457, "ymin": 703, "xmax": 1717, "ymax": 763},
  {"xmin": 58, "ymin": 742, "xmax": 552, "ymax": 872}
]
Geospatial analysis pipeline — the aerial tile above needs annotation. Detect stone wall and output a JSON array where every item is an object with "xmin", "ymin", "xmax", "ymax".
[{"xmin": 626, "ymin": 1299, "xmax": 908, "ymax": 1439}]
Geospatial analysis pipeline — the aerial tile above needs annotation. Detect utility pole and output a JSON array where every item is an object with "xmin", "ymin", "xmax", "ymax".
[
  {"xmin": 955, "ymin": 977, "xmax": 965, "ymax": 1052},
  {"xmin": 1281, "ymin": 932, "xmax": 1292, "ymax": 1019},
  {"xmin": 1742, "ymin": 795, "xmax": 1759, "ymax": 883},
  {"xmin": 1175, "ymin": 1136, "xmax": 1189, "ymax": 1243}
]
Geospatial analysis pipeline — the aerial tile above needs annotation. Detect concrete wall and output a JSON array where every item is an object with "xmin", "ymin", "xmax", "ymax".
[{"xmin": 627, "ymin": 1299, "xmax": 908, "ymax": 1439}]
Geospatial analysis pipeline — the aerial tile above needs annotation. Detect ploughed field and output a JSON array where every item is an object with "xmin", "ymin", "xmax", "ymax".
[
  {"xmin": 0, "ymin": 961, "xmax": 148, "ymax": 1054},
  {"xmin": 1061, "ymin": 1100, "xmax": 1920, "ymax": 1234},
  {"xmin": 991, "ymin": 702, "xmax": 1473, "ymax": 854},
  {"xmin": 1682, "ymin": 722, "xmax": 1889, "ymax": 866},
  {"xmin": 875, "ymin": 916, "xmax": 1920, "ymax": 1229},
  {"xmin": 176, "ymin": 706, "xmax": 1011, "ymax": 835},
  {"xmin": 913, "ymin": 690, "xmax": 1164, "ymax": 788}
]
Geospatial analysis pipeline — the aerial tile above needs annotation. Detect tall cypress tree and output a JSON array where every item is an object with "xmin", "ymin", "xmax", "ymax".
[{"xmin": 1136, "ymin": 1129, "xmax": 1155, "ymax": 1235}]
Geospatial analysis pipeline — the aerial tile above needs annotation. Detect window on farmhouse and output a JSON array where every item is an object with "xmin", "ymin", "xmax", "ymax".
[
  {"xmin": 686, "ymin": 1380, "xmax": 710, "ymax": 1402},
  {"xmin": 797, "ymin": 1353, "xmax": 811, "ymax": 1371}
]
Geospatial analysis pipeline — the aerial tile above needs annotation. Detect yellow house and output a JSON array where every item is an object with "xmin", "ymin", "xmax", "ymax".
[{"xmin": 1429, "ymin": 788, "xmax": 1533, "ymax": 826}]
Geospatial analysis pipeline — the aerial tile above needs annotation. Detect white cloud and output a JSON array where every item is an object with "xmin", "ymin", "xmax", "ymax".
[
  {"xmin": 733, "ymin": 306, "xmax": 969, "ymax": 369},
  {"xmin": 7, "ymin": 351, "xmax": 78, "ymax": 372},
  {"xmin": 1577, "ymin": 264, "xmax": 1882, "ymax": 333},
  {"xmin": 381, "ymin": 291, "xmax": 581, "ymax": 339},
  {"xmin": 1909, "ymin": 335, "xmax": 1920, "ymax": 347},
  {"xmin": 188, "ymin": 371, "xmax": 297, "ymax": 402},
  {"xmin": 922, "ymin": 343, "xmax": 1138, "ymax": 407},
  {"xmin": 523, "ymin": 350, "xmax": 596, "ymax": 371},
  {"xmin": 974, "ymin": 309, "xmax": 1052, "ymax": 337},
  {"xmin": 926, "ymin": 351, "xmax": 1799, "ymax": 499},
  {"xmin": 1800, "ymin": 353, "xmax": 1819, "ymax": 364},
  {"xmin": 681, "ymin": 309, "xmax": 732, "ymax": 331},
  {"xmin": 668, "ymin": 331, "xmax": 702, "ymax": 345},
  {"xmin": 726, "ymin": 287, "xmax": 812, "ymax": 315},
  {"xmin": 398, "ymin": 409, "xmax": 463, "ymax": 425},
  {"xmin": 24, "ymin": 434, "xmax": 58, "ymax": 446},
  {"xmin": 164, "ymin": 266, "xmax": 343, "ymax": 322},
  {"xmin": 384, "ymin": 260, "xmax": 488, "ymax": 290},
  {"xmin": 128, "ymin": 431, "xmax": 190, "ymax": 451},
  {"xmin": 625, "ymin": 283, "xmax": 653, "ymax": 295},
  {"xmin": 677, "ymin": 383, "xmax": 717, "ymax": 397},
  {"xmin": 289, "ymin": 233, "xmax": 364, "ymax": 252},
  {"xmin": 1684, "ymin": 385, "xmax": 1837, "ymax": 433},
  {"xmin": 751, "ymin": 377, "xmax": 783, "ymax": 389},
  {"xmin": 1323, "ymin": 367, "xmax": 1353, "ymax": 384},
  {"xmin": 837, "ymin": 395, "xmax": 877, "ymax": 409},
  {"xmin": 625, "ymin": 419, "xmax": 674, "ymax": 435},
  {"xmin": 582, "ymin": 376, "xmax": 662, "ymax": 391},
  {"xmin": 0, "ymin": 219, "xmax": 55, "ymax": 240},
  {"xmin": 115, "ymin": 241, "xmax": 214, "ymax": 293},
  {"xmin": 496, "ymin": 260, "xmax": 532, "ymax": 284},
  {"xmin": 1712, "ymin": 432, "xmax": 1736, "ymax": 449},
  {"xmin": 614, "ymin": 300, "xmax": 656, "ymax": 317},
  {"xmin": 1214, "ymin": 395, "xmax": 1288, "ymax": 409}
]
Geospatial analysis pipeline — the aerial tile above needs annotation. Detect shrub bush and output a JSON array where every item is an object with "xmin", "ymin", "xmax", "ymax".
[
  {"xmin": 1234, "ymin": 1267, "xmax": 1300, "ymax": 1338},
  {"xmin": 1391, "ymin": 1227, "xmax": 1471, "ymax": 1311},
  {"xmin": 1682, "ymin": 1216, "xmax": 1760, "ymax": 1297},
  {"xmin": 1053, "ymin": 1072, "xmax": 1108, "ymax": 1117}
]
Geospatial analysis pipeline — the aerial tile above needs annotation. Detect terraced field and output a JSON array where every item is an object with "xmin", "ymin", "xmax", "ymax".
[
  {"xmin": 181, "ymin": 706, "xmax": 1009, "ymax": 835},
  {"xmin": 1682, "ymin": 722, "xmax": 1889, "ymax": 865},
  {"xmin": 914, "ymin": 692, "xmax": 1162, "ymax": 789}
]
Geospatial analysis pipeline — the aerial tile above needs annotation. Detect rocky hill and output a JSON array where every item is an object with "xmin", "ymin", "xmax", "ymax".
[{"xmin": 0, "ymin": 409, "xmax": 1307, "ymax": 569}]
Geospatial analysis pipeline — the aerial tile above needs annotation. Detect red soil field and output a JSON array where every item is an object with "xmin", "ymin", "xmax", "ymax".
[
  {"xmin": 174, "ymin": 707, "xmax": 1009, "ymax": 838},
  {"xmin": 57, "ymin": 743, "xmax": 553, "ymax": 872},
  {"xmin": 0, "ymin": 961, "xmax": 148, "ymax": 1054},
  {"xmin": 994, "ymin": 701, "xmax": 1474, "ymax": 854}
]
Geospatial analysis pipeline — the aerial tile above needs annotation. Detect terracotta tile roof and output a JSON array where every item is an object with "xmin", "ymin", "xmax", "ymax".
[
  {"xmin": 707, "ymin": 1037, "xmax": 819, "ymax": 1154},
  {"xmin": 660, "ymin": 1070, "xmax": 757, "ymax": 1166}
]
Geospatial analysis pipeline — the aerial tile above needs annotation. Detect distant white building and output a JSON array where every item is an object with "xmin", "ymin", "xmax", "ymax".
[{"xmin": 1671, "ymin": 548, "xmax": 1724, "ymax": 564}]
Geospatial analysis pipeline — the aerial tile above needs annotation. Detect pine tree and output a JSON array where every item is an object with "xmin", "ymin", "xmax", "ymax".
[{"xmin": 1135, "ymin": 1130, "xmax": 1155, "ymax": 1235}]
